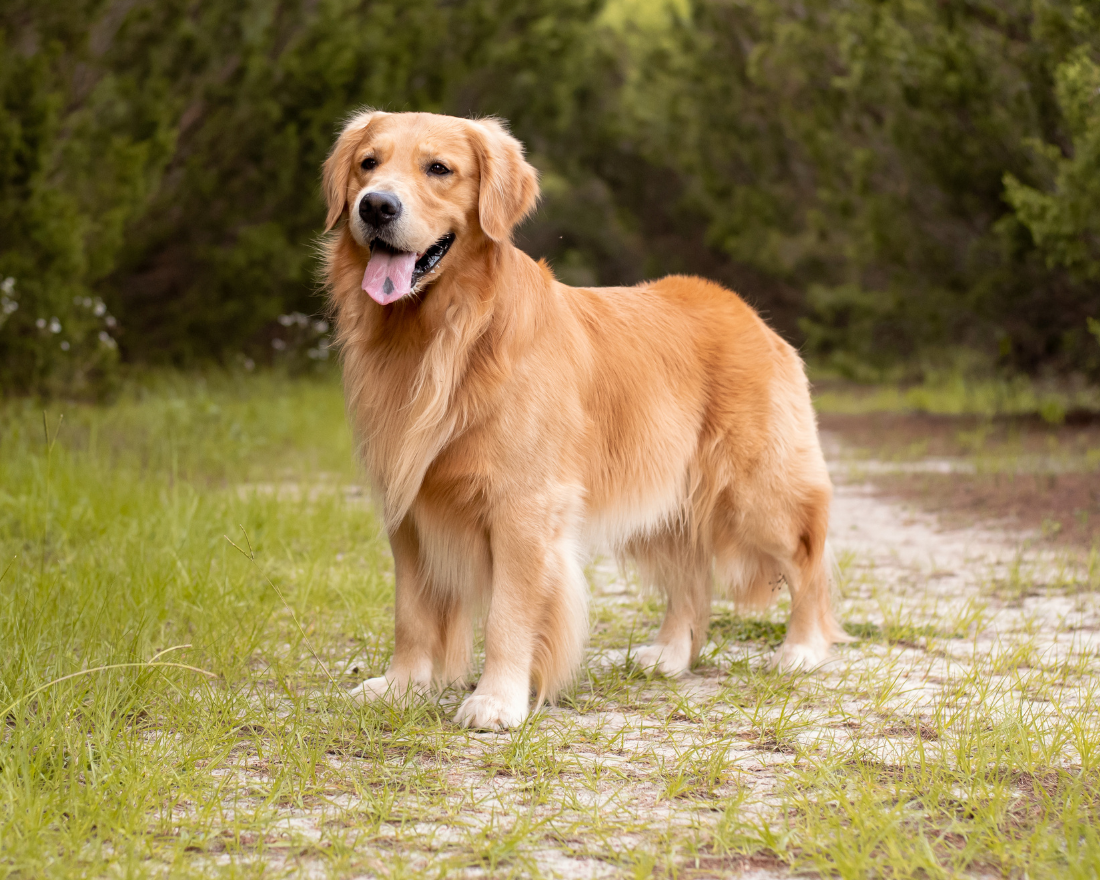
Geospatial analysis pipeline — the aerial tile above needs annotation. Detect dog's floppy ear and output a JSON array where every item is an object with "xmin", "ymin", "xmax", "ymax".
[
  {"xmin": 322, "ymin": 109, "xmax": 386, "ymax": 232},
  {"xmin": 469, "ymin": 118, "xmax": 540, "ymax": 242}
]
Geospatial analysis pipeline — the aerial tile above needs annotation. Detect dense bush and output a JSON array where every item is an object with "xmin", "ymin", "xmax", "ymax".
[{"xmin": 0, "ymin": 0, "xmax": 1098, "ymax": 394}]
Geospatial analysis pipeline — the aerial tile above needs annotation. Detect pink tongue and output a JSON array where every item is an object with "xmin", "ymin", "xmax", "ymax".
[{"xmin": 362, "ymin": 248, "xmax": 418, "ymax": 305}]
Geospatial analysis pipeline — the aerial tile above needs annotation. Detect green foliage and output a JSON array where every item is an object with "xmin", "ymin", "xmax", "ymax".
[
  {"xmin": 0, "ymin": 3, "xmax": 177, "ymax": 394},
  {"xmin": 599, "ymin": 0, "xmax": 1100, "ymax": 376},
  {"xmin": 2, "ymin": 0, "xmax": 1099, "ymax": 394},
  {"xmin": 1005, "ymin": 8, "xmax": 1100, "ymax": 281}
]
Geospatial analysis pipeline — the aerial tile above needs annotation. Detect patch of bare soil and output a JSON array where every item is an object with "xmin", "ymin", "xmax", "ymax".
[
  {"xmin": 820, "ymin": 413, "xmax": 1100, "ymax": 550},
  {"xmin": 872, "ymin": 470, "xmax": 1100, "ymax": 548}
]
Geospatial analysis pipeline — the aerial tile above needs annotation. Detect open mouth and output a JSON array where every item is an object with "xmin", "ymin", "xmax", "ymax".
[
  {"xmin": 410, "ymin": 233, "xmax": 455, "ymax": 288},
  {"xmin": 361, "ymin": 234, "xmax": 456, "ymax": 305}
]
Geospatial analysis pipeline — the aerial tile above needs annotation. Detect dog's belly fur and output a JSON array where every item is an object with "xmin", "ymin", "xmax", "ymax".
[{"xmin": 413, "ymin": 433, "xmax": 693, "ymax": 602}]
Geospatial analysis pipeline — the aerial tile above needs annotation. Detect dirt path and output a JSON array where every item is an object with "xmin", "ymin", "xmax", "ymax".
[{"xmin": 206, "ymin": 439, "xmax": 1100, "ymax": 878}]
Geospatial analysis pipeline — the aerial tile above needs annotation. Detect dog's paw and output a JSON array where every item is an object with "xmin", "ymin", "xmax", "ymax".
[
  {"xmin": 633, "ymin": 641, "xmax": 691, "ymax": 677},
  {"xmin": 349, "ymin": 675, "xmax": 425, "ymax": 704},
  {"xmin": 769, "ymin": 639, "xmax": 829, "ymax": 673},
  {"xmin": 454, "ymin": 693, "xmax": 529, "ymax": 731}
]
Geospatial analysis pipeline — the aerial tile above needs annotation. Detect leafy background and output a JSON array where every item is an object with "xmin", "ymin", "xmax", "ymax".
[{"xmin": 1, "ymin": 0, "xmax": 1098, "ymax": 395}]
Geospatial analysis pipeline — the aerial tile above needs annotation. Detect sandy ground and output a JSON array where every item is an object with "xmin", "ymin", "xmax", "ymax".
[{"xmin": 203, "ymin": 433, "xmax": 1100, "ymax": 878}]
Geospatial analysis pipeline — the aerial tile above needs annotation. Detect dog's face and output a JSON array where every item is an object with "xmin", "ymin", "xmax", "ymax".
[{"xmin": 323, "ymin": 111, "xmax": 539, "ymax": 305}]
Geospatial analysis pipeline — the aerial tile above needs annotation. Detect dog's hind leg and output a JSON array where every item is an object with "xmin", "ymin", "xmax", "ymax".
[
  {"xmin": 768, "ymin": 490, "xmax": 850, "ymax": 671},
  {"xmin": 631, "ymin": 530, "xmax": 711, "ymax": 677}
]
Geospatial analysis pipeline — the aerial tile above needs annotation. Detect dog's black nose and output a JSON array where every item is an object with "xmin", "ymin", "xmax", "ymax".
[{"xmin": 359, "ymin": 191, "xmax": 402, "ymax": 226}]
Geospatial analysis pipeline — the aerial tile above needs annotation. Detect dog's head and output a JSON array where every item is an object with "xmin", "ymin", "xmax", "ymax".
[{"xmin": 322, "ymin": 111, "xmax": 539, "ymax": 305}]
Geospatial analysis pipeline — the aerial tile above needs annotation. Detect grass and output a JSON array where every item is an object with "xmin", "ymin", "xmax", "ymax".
[
  {"xmin": 2, "ymin": 371, "xmax": 1100, "ymax": 878},
  {"xmin": 811, "ymin": 373, "xmax": 1100, "ymax": 422}
]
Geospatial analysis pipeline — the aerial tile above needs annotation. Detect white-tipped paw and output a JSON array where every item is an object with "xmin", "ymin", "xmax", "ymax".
[
  {"xmin": 769, "ymin": 639, "xmax": 829, "ymax": 673},
  {"xmin": 633, "ymin": 641, "xmax": 691, "ymax": 677},
  {"xmin": 454, "ymin": 693, "xmax": 529, "ymax": 731},
  {"xmin": 349, "ymin": 675, "xmax": 425, "ymax": 704}
]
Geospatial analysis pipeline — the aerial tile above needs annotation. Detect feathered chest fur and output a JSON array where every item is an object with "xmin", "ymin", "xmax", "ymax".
[{"xmin": 335, "ymin": 291, "xmax": 505, "ymax": 534}]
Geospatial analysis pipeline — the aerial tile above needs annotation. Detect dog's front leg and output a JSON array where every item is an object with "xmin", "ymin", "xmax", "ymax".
[
  {"xmin": 351, "ymin": 518, "xmax": 436, "ymax": 703},
  {"xmin": 454, "ymin": 520, "xmax": 544, "ymax": 731}
]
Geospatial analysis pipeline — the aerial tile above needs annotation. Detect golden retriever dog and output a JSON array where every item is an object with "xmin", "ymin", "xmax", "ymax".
[{"xmin": 322, "ymin": 110, "xmax": 848, "ymax": 730}]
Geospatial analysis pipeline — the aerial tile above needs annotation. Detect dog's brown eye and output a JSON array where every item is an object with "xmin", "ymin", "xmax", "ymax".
[
  {"xmin": 427, "ymin": 162, "xmax": 451, "ymax": 176},
  {"xmin": 361, "ymin": 157, "xmax": 377, "ymax": 170}
]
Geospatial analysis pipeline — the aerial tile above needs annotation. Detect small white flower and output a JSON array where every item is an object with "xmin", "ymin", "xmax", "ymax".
[
  {"xmin": 93, "ymin": 300, "xmax": 105, "ymax": 316},
  {"xmin": 278, "ymin": 314, "xmax": 294, "ymax": 327},
  {"xmin": 105, "ymin": 315, "xmax": 117, "ymax": 328},
  {"xmin": 1, "ymin": 296, "xmax": 16, "ymax": 315},
  {"xmin": 49, "ymin": 318, "xmax": 61, "ymax": 333},
  {"xmin": 272, "ymin": 338, "xmax": 287, "ymax": 350},
  {"xmin": 36, "ymin": 318, "xmax": 47, "ymax": 329},
  {"xmin": 243, "ymin": 358, "xmax": 255, "ymax": 371},
  {"xmin": 1, "ymin": 277, "xmax": 14, "ymax": 295},
  {"xmin": 60, "ymin": 340, "xmax": 70, "ymax": 351},
  {"xmin": 98, "ymin": 331, "xmax": 117, "ymax": 349},
  {"xmin": 313, "ymin": 320, "xmax": 330, "ymax": 333}
]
